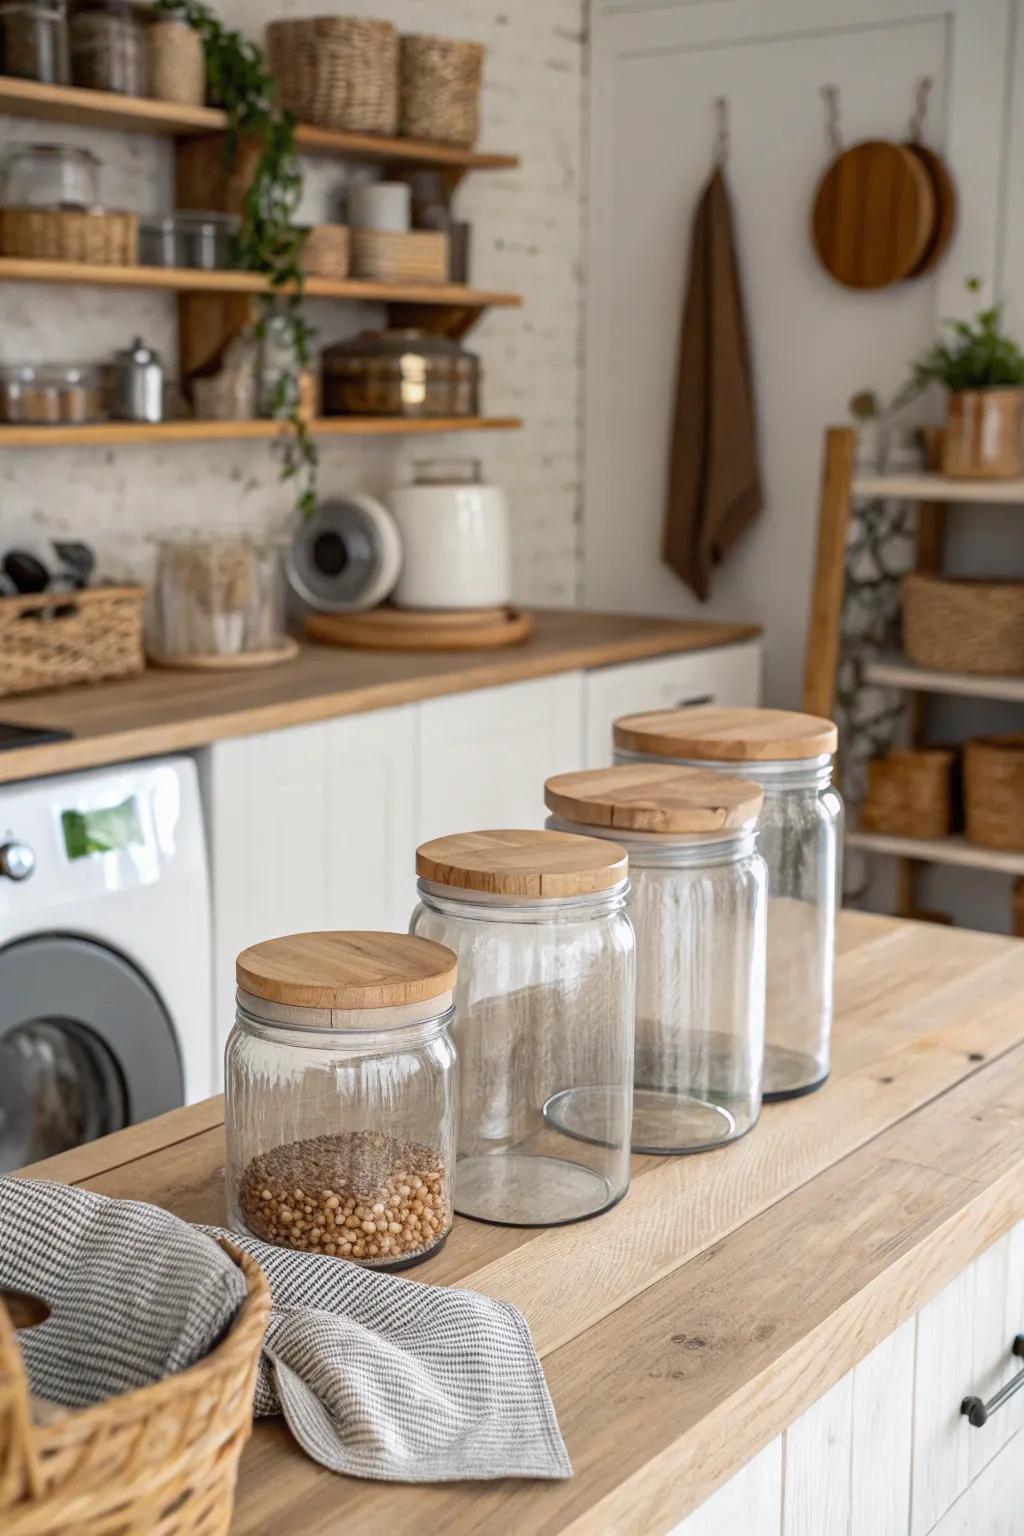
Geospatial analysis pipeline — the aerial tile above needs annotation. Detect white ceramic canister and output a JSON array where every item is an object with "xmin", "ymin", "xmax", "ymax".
[
  {"xmin": 388, "ymin": 460, "xmax": 511, "ymax": 610},
  {"xmin": 347, "ymin": 182, "xmax": 411, "ymax": 232}
]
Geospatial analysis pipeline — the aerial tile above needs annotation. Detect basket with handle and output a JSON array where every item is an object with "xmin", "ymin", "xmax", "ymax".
[
  {"xmin": 0, "ymin": 586, "xmax": 146, "ymax": 697},
  {"xmin": 0, "ymin": 1236, "xmax": 270, "ymax": 1536}
]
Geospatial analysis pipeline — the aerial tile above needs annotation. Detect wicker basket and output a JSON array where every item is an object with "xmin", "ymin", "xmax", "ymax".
[
  {"xmin": 0, "ymin": 207, "xmax": 138, "ymax": 265},
  {"xmin": 350, "ymin": 228, "xmax": 447, "ymax": 284},
  {"xmin": 0, "ymin": 1237, "xmax": 269, "ymax": 1536},
  {"xmin": 0, "ymin": 587, "xmax": 146, "ymax": 697},
  {"xmin": 300, "ymin": 222, "xmax": 350, "ymax": 280},
  {"xmin": 902, "ymin": 572, "xmax": 1024, "ymax": 675},
  {"xmin": 400, "ymin": 34, "xmax": 484, "ymax": 147},
  {"xmin": 266, "ymin": 16, "xmax": 398, "ymax": 134},
  {"xmin": 860, "ymin": 747, "xmax": 957, "ymax": 839},
  {"xmin": 964, "ymin": 735, "xmax": 1024, "ymax": 851},
  {"xmin": 1013, "ymin": 877, "xmax": 1024, "ymax": 937}
]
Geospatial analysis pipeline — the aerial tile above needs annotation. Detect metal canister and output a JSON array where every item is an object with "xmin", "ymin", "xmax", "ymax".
[{"xmin": 109, "ymin": 336, "xmax": 163, "ymax": 423}]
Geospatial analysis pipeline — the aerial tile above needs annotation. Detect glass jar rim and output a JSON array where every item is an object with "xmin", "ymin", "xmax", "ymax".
[
  {"xmin": 545, "ymin": 812, "xmax": 758, "ymax": 863},
  {"xmin": 614, "ymin": 746, "xmax": 835, "ymax": 789},
  {"xmin": 415, "ymin": 876, "xmax": 629, "ymax": 918},
  {"xmin": 235, "ymin": 987, "xmax": 454, "ymax": 1036}
]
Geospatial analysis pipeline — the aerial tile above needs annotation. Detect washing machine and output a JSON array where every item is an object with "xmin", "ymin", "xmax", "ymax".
[{"xmin": 0, "ymin": 757, "xmax": 212, "ymax": 1172}]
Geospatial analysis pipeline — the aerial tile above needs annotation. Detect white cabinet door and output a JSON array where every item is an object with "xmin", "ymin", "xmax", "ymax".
[
  {"xmin": 583, "ymin": 640, "xmax": 762, "ymax": 766},
  {"xmin": 324, "ymin": 706, "xmax": 417, "ymax": 933},
  {"xmin": 417, "ymin": 673, "xmax": 584, "ymax": 843}
]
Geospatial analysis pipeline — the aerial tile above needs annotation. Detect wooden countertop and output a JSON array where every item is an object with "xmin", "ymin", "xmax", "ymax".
[
  {"xmin": 18, "ymin": 912, "xmax": 1024, "ymax": 1533},
  {"xmin": 0, "ymin": 610, "xmax": 758, "ymax": 785}
]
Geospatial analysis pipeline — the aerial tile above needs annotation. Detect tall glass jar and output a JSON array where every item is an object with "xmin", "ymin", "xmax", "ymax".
[
  {"xmin": 0, "ymin": 0, "xmax": 70, "ymax": 83},
  {"xmin": 614, "ymin": 708, "xmax": 842, "ymax": 1102},
  {"xmin": 410, "ymin": 829, "xmax": 635, "ymax": 1226},
  {"xmin": 69, "ymin": 0, "xmax": 144, "ymax": 93},
  {"xmin": 225, "ymin": 930, "xmax": 458, "ymax": 1271},
  {"xmin": 544, "ymin": 764, "xmax": 766, "ymax": 1152}
]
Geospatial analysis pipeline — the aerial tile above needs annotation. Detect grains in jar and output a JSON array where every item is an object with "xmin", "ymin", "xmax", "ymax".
[
  {"xmin": 146, "ymin": 11, "xmax": 203, "ymax": 106},
  {"xmin": 69, "ymin": 0, "xmax": 143, "ymax": 94}
]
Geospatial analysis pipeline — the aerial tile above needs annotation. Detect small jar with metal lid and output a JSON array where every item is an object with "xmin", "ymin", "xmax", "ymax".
[
  {"xmin": 544, "ymin": 764, "xmax": 767, "ymax": 1153},
  {"xmin": 225, "ymin": 930, "xmax": 458, "ymax": 1271},
  {"xmin": 409, "ymin": 829, "xmax": 635, "ymax": 1226},
  {"xmin": 613, "ymin": 707, "xmax": 842, "ymax": 1102}
]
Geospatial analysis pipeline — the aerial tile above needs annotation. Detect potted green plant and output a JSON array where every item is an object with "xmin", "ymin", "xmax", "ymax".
[{"xmin": 910, "ymin": 277, "xmax": 1024, "ymax": 479}]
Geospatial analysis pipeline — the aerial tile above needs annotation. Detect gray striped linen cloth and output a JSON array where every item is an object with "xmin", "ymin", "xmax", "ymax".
[{"xmin": 0, "ymin": 1178, "xmax": 570, "ymax": 1482}]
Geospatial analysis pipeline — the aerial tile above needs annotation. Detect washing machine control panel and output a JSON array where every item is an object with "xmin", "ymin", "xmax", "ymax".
[{"xmin": 0, "ymin": 841, "xmax": 34, "ymax": 881}]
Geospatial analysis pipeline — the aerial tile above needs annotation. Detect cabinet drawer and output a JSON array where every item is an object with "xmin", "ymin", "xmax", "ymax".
[
  {"xmin": 583, "ymin": 640, "xmax": 762, "ymax": 766},
  {"xmin": 925, "ymin": 1421, "xmax": 1024, "ymax": 1534}
]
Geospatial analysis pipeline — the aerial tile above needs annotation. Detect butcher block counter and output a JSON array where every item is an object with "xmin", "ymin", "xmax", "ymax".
[
  {"xmin": 0, "ymin": 610, "xmax": 758, "ymax": 786},
  {"xmin": 17, "ymin": 911, "xmax": 1024, "ymax": 1534}
]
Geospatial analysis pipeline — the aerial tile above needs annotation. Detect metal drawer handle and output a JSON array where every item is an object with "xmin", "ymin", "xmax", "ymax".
[
  {"xmin": 961, "ymin": 1336, "xmax": 1024, "ymax": 1427},
  {"xmin": 677, "ymin": 693, "xmax": 713, "ymax": 708}
]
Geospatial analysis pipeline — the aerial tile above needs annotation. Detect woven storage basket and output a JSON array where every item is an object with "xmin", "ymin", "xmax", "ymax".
[
  {"xmin": 1013, "ymin": 878, "xmax": 1024, "ymax": 937},
  {"xmin": 964, "ymin": 735, "xmax": 1024, "ymax": 851},
  {"xmin": 902, "ymin": 572, "xmax": 1024, "ymax": 675},
  {"xmin": 400, "ymin": 34, "xmax": 484, "ymax": 147},
  {"xmin": 860, "ymin": 747, "xmax": 957, "ymax": 839},
  {"xmin": 0, "ymin": 207, "xmax": 138, "ymax": 265},
  {"xmin": 0, "ymin": 1237, "xmax": 269, "ymax": 1536},
  {"xmin": 300, "ymin": 223, "xmax": 350, "ymax": 280},
  {"xmin": 266, "ymin": 16, "xmax": 398, "ymax": 134},
  {"xmin": 350, "ymin": 227, "xmax": 447, "ymax": 283},
  {"xmin": 0, "ymin": 587, "xmax": 146, "ymax": 697}
]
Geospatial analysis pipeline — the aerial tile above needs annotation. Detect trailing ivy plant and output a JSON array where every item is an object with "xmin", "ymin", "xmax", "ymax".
[
  {"xmin": 910, "ymin": 275, "xmax": 1024, "ymax": 394},
  {"xmin": 154, "ymin": 0, "xmax": 317, "ymax": 518}
]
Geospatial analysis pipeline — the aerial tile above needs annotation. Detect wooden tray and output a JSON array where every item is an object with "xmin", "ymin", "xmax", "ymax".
[
  {"xmin": 148, "ymin": 636, "xmax": 300, "ymax": 670},
  {"xmin": 306, "ymin": 606, "xmax": 533, "ymax": 651}
]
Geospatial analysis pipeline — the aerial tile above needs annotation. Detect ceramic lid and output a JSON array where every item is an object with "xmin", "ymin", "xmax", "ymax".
[
  {"xmin": 415, "ymin": 828, "xmax": 628, "ymax": 898},
  {"xmin": 613, "ymin": 706, "xmax": 839, "ymax": 763},
  {"xmin": 236, "ymin": 931, "xmax": 457, "ymax": 1010},
  {"xmin": 544, "ymin": 763, "xmax": 763, "ymax": 835}
]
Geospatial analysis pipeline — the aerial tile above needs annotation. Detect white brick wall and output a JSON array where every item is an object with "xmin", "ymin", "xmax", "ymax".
[{"xmin": 0, "ymin": 0, "xmax": 585, "ymax": 606}]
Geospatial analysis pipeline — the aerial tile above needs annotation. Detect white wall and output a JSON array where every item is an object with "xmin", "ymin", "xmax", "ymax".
[
  {"xmin": 584, "ymin": 0, "xmax": 1015, "ymax": 706},
  {"xmin": 0, "ymin": 1, "xmax": 585, "ymax": 606}
]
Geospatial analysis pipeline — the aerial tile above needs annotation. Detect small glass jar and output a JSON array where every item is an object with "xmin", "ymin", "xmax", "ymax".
[
  {"xmin": 69, "ymin": 0, "xmax": 144, "ymax": 94},
  {"xmin": 226, "ymin": 931, "xmax": 458, "ymax": 1271},
  {"xmin": 544, "ymin": 764, "xmax": 767, "ymax": 1153},
  {"xmin": 0, "ymin": 0, "xmax": 69, "ymax": 83},
  {"xmin": 614, "ymin": 708, "xmax": 842, "ymax": 1102},
  {"xmin": 0, "ymin": 143, "xmax": 100, "ymax": 209},
  {"xmin": 152, "ymin": 535, "xmax": 287, "ymax": 659},
  {"xmin": 410, "ymin": 828, "xmax": 635, "ymax": 1226}
]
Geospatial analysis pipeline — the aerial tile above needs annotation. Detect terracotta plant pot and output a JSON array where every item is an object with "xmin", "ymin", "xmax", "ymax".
[{"xmin": 942, "ymin": 387, "xmax": 1024, "ymax": 478}]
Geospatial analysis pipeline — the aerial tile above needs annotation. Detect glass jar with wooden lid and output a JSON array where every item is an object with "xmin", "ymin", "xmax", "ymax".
[
  {"xmin": 544, "ymin": 764, "xmax": 767, "ymax": 1153},
  {"xmin": 225, "ymin": 930, "xmax": 458, "ymax": 1271},
  {"xmin": 409, "ymin": 829, "xmax": 635, "ymax": 1226},
  {"xmin": 613, "ymin": 708, "xmax": 842, "ymax": 1101}
]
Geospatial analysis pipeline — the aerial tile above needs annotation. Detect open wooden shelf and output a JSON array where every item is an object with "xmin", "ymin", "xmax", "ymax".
[
  {"xmin": 863, "ymin": 654, "xmax": 1024, "ymax": 703},
  {"xmin": 852, "ymin": 470, "xmax": 1024, "ymax": 504},
  {"xmin": 0, "ymin": 75, "xmax": 520, "ymax": 172},
  {"xmin": 0, "ymin": 415, "xmax": 521, "ymax": 447},
  {"xmin": 0, "ymin": 256, "xmax": 521, "ymax": 308},
  {"xmin": 847, "ymin": 828, "xmax": 1024, "ymax": 876}
]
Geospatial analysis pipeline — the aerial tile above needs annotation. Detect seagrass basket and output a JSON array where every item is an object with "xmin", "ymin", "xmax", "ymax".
[
  {"xmin": 964, "ymin": 735, "xmax": 1024, "ymax": 851},
  {"xmin": 860, "ymin": 747, "xmax": 957, "ymax": 839},
  {"xmin": 350, "ymin": 228, "xmax": 447, "ymax": 284},
  {"xmin": 0, "ymin": 586, "xmax": 146, "ymax": 697},
  {"xmin": 0, "ymin": 1237, "xmax": 270, "ymax": 1536},
  {"xmin": 902, "ymin": 572, "xmax": 1024, "ymax": 675},
  {"xmin": 399, "ymin": 34, "xmax": 483, "ymax": 147},
  {"xmin": 0, "ymin": 207, "xmax": 138, "ymax": 265},
  {"xmin": 266, "ymin": 16, "xmax": 398, "ymax": 134},
  {"xmin": 300, "ymin": 222, "xmax": 350, "ymax": 280}
]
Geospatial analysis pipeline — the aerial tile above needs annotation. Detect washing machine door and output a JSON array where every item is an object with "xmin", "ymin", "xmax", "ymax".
[{"xmin": 0, "ymin": 935, "xmax": 184, "ymax": 1173}]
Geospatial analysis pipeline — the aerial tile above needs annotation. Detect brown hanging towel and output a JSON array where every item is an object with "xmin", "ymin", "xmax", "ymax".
[{"xmin": 662, "ymin": 164, "xmax": 763, "ymax": 601}]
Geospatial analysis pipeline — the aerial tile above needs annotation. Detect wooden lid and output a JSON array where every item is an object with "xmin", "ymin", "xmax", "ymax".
[
  {"xmin": 544, "ymin": 764, "xmax": 763, "ymax": 835},
  {"xmin": 613, "ymin": 707, "xmax": 838, "ymax": 763},
  {"xmin": 236, "ymin": 931, "xmax": 458, "ymax": 1010},
  {"xmin": 416, "ymin": 828, "xmax": 628, "ymax": 898}
]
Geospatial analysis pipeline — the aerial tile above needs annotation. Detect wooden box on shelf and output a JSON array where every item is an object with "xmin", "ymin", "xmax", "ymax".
[
  {"xmin": 0, "ymin": 586, "xmax": 146, "ymax": 697},
  {"xmin": 860, "ymin": 746, "xmax": 957, "ymax": 840}
]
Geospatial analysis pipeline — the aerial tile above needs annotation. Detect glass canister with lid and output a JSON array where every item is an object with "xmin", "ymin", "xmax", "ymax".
[
  {"xmin": 0, "ymin": 0, "xmax": 70, "ymax": 83},
  {"xmin": 409, "ymin": 829, "xmax": 635, "ymax": 1226},
  {"xmin": 226, "ymin": 930, "xmax": 458, "ymax": 1271},
  {"xmin": 544, "ymin": 764, "xmax": 767, "ymax": 1153},
  {"xmin": 613, "ymin": 707, "xmax": 841, "ymax": 1102}
]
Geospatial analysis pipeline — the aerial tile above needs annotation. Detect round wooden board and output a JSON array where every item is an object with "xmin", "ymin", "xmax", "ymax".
[
  {"xmin": 544, "ymin": 763, "xmax": 764, "ymax": 835},
  {"xmin": 903, "ymin": 141, "xmax": 957, "ymax": 275},
  {"xmin": 342, "ymin": 604, "xmax": 511, "ymax": 632},
  {"xmin": 812, "ymin": 139, "xmax": 935, "ymax": 289},
  {"xmin": 613, "ymin": 706, "xmax": 839, "ymax": 763},
  {"xmin": 237, "ymin": 930, "xmax": 458, "ymax": 1011},
  {"xmin": 148, "ymin": 636, "xmax": 300, "ymax": 671},
  {"xmin": 306, "ymin": 606, "xmax": 533, "ymax": 651},
  {"xmin": 416, "ymin": 828, "xmax": 628, "ymax": 898}
]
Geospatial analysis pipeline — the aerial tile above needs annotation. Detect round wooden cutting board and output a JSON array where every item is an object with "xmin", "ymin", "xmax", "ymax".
[
  {"xmin": 812, "ymin": 138, "xmax": 935, "ymax": 289},
  {"xmin": 903, "ymin": 141, "xmax": 957, "ymax": 275},
  {"xmin": 306, "ymin": 605, "xmax": 533, "ymax": 651}
]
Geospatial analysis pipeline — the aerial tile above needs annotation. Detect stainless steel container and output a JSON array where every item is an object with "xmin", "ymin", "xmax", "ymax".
[
  {"xmin": 139, "ymin": 210, "xmax": 239, "ymax": 270},
  {"xmin": 107, "ymin": 336, "xmax": 162, "ymax": 423}
]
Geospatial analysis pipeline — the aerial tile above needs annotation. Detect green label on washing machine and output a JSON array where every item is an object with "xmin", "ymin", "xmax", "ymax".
[{"xmin": 62, "ymin": 797, "xmax": 144, "ymax": 860}]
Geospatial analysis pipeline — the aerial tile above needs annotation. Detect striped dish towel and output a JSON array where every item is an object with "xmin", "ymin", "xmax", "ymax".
[{"xmin": 0, "ymin": 1178, "xmax": 570, "ymax": 1483}]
